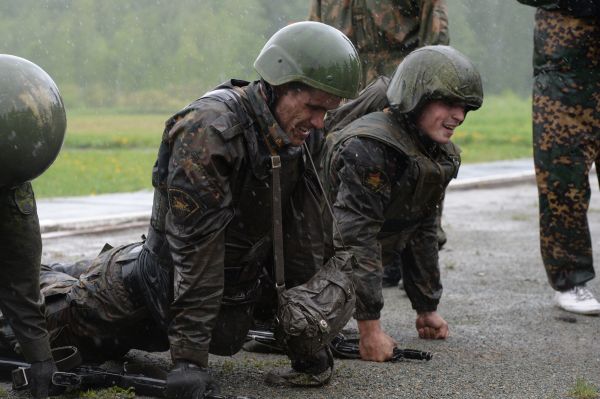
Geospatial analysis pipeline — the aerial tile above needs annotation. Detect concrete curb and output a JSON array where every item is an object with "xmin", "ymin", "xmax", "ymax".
[
  {"xmin": 40, "ymin": 174, "xmax": 536, "ymax": 237},
  {"xmin": 41, "ymin": 213, "xmax": 150, "ymax": 239},
  {"xmin": 40, "ymin": 159, "xmax": 594, "ymax": 236},
  {"xmin": 448, "ymin": 171, "xmax": 535, "ymax": 191}
]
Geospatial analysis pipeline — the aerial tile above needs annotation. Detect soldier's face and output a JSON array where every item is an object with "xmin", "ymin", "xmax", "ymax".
[
  {"xmin": 417, "ymin": 100, "xmax": 466, "ymax": 144},
  {"xmin": 274, "ymin": 86, "xmax": 341, "ymax": 146}
]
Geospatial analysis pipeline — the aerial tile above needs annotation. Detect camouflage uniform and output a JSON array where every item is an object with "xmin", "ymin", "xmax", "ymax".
[
  {"xmin": 325, "ymin": 76, "xmax": 391, "ymax": 133},
  {"xmin": 147, "ymin": 79, "xmax": 325, "ymax": 367},
  {"xmin": 0, "ymin": 80, "xmax": 326, "ymax": 368},
  {"xmin": 521, "ymin": 2, "xmax": 600, "ymax": 290},
  {"xmin": 322, "ymin": 111, "xmax": 460, "ymax": 319},
  {"xmin": 0, "ymin": 183, "xmax": 52, "ymax": 363},
  {"xmin": 308, "ymin": 0, "xmax": 449, "ymax": 88}
]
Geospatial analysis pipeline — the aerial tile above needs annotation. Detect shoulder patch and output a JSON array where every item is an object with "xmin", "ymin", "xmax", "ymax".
[
  {"xmin": 168, "ymin": 189, "xmax": 201, "ymax": 219},
  {"xmin": 13, "ymin": 183, "xmax": 36, "ymax": 215},
  {"xmin": 360, "ymin": 166, "xmax": 389, "ymax": 193}
]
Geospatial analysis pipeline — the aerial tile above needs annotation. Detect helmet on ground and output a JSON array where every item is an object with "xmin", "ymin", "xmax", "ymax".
[
  {"xmin": 386, "ymin": 45, "xmax": 483, "ymax": 114},
  {"xmin": 0, "ymin": 54, "xmax": 66, "ymax": 187},
  {"xmin": 254, "ymin": 21, "xmax": 361, "ymax": 99}
]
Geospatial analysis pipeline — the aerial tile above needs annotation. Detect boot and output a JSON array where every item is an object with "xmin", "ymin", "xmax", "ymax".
[{"xmin": 265, "ymin": 347, "xmax": 333, "ymax": 387}]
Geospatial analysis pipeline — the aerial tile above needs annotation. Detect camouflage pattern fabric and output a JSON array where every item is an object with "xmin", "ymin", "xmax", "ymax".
[
  {"xmin": 35, "ymin": 244, "xmax": 168, "ymax": 361},
  {"xmin": 308, "ymin": 0, "xmax": 449, "ymax": 87},
  {"xmin": 0, "ymin": 183, "xmax": 52, "ymax": 363},
  {"xmin": 147, "ymin": 79, "xmax": 326, "ymax": 367},
  {"xmin": 324, "ymin": 76, "xmax": 391, "ymax": 133},
  {"xmin": 530, "ymin": 8, "xmax": 600, "ymax": 290},
  {"xmin": 0, "ymin": 80, "xmax": 329, "ymax": 368},
  {"xmin": 322, "ymin": 111, "xmax": 459, "ymax": 319}
]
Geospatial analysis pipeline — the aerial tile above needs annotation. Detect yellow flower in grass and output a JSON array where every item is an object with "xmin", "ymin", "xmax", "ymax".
[{"xmin": 471, "ymin": 131, "xmax": 483, "ymax": 142}]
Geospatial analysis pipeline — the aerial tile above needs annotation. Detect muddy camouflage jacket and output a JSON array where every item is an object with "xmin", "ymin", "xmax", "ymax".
[
  {"xmin": 148, "ymin": 80, "xmax": 325, "ymax": 367},
  {"xmin": 323, "ymin": 111, "xmax": 459, "ymax": 319}
]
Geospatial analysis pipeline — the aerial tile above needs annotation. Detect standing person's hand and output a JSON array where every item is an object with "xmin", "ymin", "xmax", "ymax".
[
  {"xmin": 415, "ymin": 311, "xmax": 449, "ymax": 339},
  {"xmin": 357, "ymin": 319, "xmax": 397, "ymax": 362}
]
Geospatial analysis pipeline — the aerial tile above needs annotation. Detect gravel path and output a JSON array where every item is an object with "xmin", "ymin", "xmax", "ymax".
[{"xmin": 2, "ymin": 181, "xmax": 599, "ymax": 398}]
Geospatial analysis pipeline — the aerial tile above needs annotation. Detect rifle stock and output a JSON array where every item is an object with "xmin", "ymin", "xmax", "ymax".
[
  {"xmin": 1, "ymin": 355, "xmax": 255, "ymax": 399},
  {"xmin": 52, "ymin": 366, "xmax": 256, "ymax": 399}
]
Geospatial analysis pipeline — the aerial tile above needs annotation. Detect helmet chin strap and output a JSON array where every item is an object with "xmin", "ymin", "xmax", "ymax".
[
  {"xmin": 260, "ymin": 79, "xmax": 279, "ymax": 113},
  {"xmin": 303, "ymin": 142, "xmax": 347, "ymax": 249}
]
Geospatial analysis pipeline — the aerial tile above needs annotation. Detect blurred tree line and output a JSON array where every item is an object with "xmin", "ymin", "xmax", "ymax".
[{"xmin": 0, "ymin": 0, "xmax": 535, "ymax": 112}]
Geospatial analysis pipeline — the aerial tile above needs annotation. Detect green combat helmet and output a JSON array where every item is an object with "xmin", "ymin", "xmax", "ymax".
[
  {"xmin": 386, "ymin": 45, "xmax": 483, "ymax": 114},
  {"xmin": 0, "ymin": 54, "xmax": 66, "ymax": 188},
  {"xmin": 254, "ymin": 21, "xmax": 361, "ymax": 99}
]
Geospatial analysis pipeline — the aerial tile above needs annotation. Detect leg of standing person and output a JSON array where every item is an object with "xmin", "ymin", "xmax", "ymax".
[
  {"xmin": 532, "ymin": 9, "xmax": 600, "ymax": 315},
  {"xmin": 0, "ymin": 183, "xmax": 56, "ymax": 397}
]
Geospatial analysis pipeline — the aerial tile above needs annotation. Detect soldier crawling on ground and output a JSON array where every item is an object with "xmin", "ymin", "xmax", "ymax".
[
  {"xmin": 321, "ymin": 45, "xmax": 484, "ymax": 362},
  {"xmin": 0, "ymin": 21, "xmax": 362, "ymax": 398},
  {"xmin": 309, "ymin": 0, "xmax": 452, "ymax": 289}
]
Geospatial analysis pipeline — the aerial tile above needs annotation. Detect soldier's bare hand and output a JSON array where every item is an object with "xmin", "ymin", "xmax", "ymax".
[
  {"xmin": 415, "ymin": 311, "xmax": 449, "ymax": 339},
  {"xmin": 357, "ymin": 319, "xmax": 397, "ymax": 362}
]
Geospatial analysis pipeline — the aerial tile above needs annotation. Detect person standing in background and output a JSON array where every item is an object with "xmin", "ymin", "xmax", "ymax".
[
  {"xmin": 516, "ymin": 0, "xmax": 600, "ymax": 314},
  {"xmin": 308, "ymin": 0, "xmax": 449, "ymax": 89},
  {"xmin": 0, "ymin": 54, "xmax": 66, "ymax": 398}
]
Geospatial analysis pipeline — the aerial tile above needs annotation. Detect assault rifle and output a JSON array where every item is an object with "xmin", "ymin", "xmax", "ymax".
[
  {"xmin": 49, "ymin": 366, "xmax": 254, "ymax": 399},
  {"xmin": 246, "ymin": 329, "xmax": 433, "ymax": 362},
  {"xmin": 0, "ymin": 346, "xmax": 255, "ymax": 399}
]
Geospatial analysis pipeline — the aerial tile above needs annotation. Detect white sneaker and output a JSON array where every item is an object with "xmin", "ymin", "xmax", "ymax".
[{"xmin": 554, "ymin": 285, "xmax": 600, "ymax": 315}]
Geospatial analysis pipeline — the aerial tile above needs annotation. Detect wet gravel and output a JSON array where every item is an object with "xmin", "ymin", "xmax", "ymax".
[{"xmin": 2, "ymin": 181, "xmax": 599, "ymax": 398}]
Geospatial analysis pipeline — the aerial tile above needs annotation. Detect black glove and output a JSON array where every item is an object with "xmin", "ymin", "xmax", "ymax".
[
  {"xmin": 166, "ymin": 362, "xmax": 220, "ymax": 399},
  {"xmin": 29, "ymin": 358, "xmax": 57, "ymax": 399}
]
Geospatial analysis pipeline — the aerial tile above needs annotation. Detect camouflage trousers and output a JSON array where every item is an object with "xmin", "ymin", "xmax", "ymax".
[
  {"xmin": 360, "ymin": 49, "xmax": 410, "ymax": 90},
  {"xmin": 533, "ymin": 73, "xmax": 600, "ymax": 291},
  {"xmin": 0, "ymin": 242, "xmax": 286, "ymax": 362},
  {"xmin": 32, "ymin": 244, "xmax": 168, "ymax": 361}
]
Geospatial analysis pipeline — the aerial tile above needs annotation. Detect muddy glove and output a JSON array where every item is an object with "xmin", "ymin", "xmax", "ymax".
[
  {"xmin": 166, "ymin": 362, "xmax": 219, "ymax": 399},
  {"xmin": 29, "ymin": 358, "xmax": 56, "ymax": 399}
]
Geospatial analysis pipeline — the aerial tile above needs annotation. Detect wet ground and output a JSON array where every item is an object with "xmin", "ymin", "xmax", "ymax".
[{"xmin": 2, "ymin": 180, "xmax": 600, "ymax": 398}]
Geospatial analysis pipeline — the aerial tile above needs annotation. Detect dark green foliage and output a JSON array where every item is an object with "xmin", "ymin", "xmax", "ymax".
[{"xmin": 0, "ymin": 0, "xmax": 534, "ymax": 110}]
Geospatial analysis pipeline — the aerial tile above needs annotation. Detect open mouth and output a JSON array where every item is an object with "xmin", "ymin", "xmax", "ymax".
[
  {"xmin": 295, "ymin": 127, "xmax": 311, "ymax": 139},
  {"xmin": 442, "ymin": 123, "xmax": 458, "ymax": 131}
]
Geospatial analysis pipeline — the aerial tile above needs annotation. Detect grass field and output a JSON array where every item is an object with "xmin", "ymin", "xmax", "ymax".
[
  {"xmin": 32, "ymin": 93, "xmax": 533, "ymax": 198},
  {"xmin": 453, "ymin": 92, "xmax": 533, "ymax": 162}
]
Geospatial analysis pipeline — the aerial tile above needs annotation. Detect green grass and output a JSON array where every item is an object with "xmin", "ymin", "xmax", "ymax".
[
  {"xmin": 567, "ymin": 378, "xmax": 600, "ymax": 399},
  {"xmin": 64, "ymin": 110, "xmax": 168, "ymax": 149},
  {"xmin": 453, "ymin": 92, "xmax": 532, "ymax": 163},
  {"xmin": 32, "ymin": 93, "xmax": 533, "ymax": 198},
  {"xmin": 32, "ymin": 110, "xmax": 167, "ymax": 198},
  {"xmin": 33, "ymin": 149, "xmax": 157, "ymax": 198}
]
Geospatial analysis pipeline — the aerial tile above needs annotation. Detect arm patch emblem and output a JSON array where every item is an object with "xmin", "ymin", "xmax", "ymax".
[
  {"xmin": 168, "ymin": 188, "xmax": 201, "ymax": 219},
  {"xmin": 13, "ymin": 183, "xmax": 36, "ymax": 215},
  {"xmin": 361, "ymin": 167, "xmax": 389, "ymax": 193}
]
